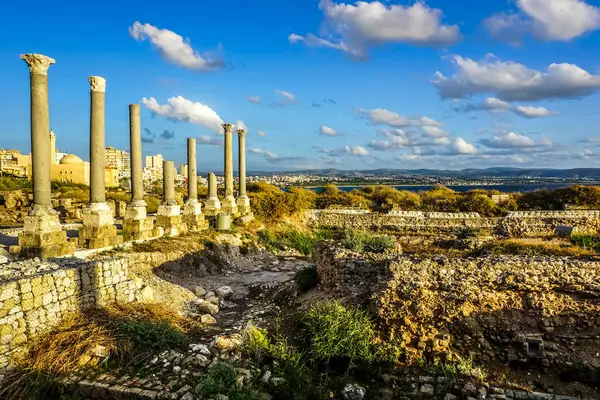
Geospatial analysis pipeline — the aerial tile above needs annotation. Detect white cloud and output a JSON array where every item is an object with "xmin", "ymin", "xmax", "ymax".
[
  {"xmin": 422, "ymin": 125, "xmax": 447, "ymax": 138},
  {"xmin": 345, "ymin": 145, "xmax": 370, "ymax": 156},
  {"xmin": 433, "ymin": 54, "xmax": 600, "ymax": 101},
  {"xmin": 129, "ymin": 22, "xmax": 223, "ymax": 71},
  {"xmin": 453, "ymin": 137, "xmax": 477, "ymax": 154},
  {"xmin": 197, "ymin": 135, "xmax": 223, "ymax": 147},
  {"xmin": 483, "ymin": 97, "xmax": 511, "ymax": 110},
  {"xmin": 249, "ymin": 148, "xmax": 300, "ymax": 163},
  {"xmin": 485, "ymin": 0, "xmax": 600, "ymax": 43},
  {"xmin": 257, "ymin": 130, "xmax": 266, "ymax": 137},
  {"xmin": 480, "ymin": 132, "xmax": 536, "ymax": 149},
  {"xmin": 140, "ymin": 96, "xmax": 223, "ymax": 133},
  {"xmin": 357, "ymin": 108, "xmax": 443, "ymax": 129},
  {"xmin": 234, "ymin": 120, "xmax": 248, "ymax": 132},
  {"xmin": 320, "ymin": 125, "xmax": 340, "ymax": 136},
  {"xmin": 513, "ymin": 105, "xmax": 558, "ymax": 118},
  {"xmin": 368, "ymin": 134, "xmax": 409, "ymax": 151},
  {"xmin": 290, "ymin": 0, "xmax": 461, "ymax": 59},
  {"xmin": 247, "ymin": 96, "xmax": 260, "ymax": 104},
  {"xmin": 270, "ymin": 90, "xmax": 298, "ymax": 107}
]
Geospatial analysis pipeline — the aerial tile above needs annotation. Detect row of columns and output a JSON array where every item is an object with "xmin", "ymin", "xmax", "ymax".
[{"xmin": 16, "ymin": 53, "xmax": 253, "ymax": 258}]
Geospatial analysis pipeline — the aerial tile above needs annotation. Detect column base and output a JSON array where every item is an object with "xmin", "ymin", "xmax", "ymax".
[
  {"xmin": 183, "ymin": 202, "xmax": 208, "ymax": 231},
  {"xmin": 79, "ymin": 224, "xmax": 124, "ymax": 249},
  {"xmin": 17, "ymin": 214, "xmax": 75, "ymax": 259},
  {"xmin": 125, "ymin": 204, "xmax": 147, "ymax": 221},
  {"xmin": 221, "ymin": 196, "xmax": 238, "ymax": 215},
  {"xmin": 204, "ymin": 198, "xmax": 222, "ymax": 217},
  {"xmin": 157, "ymin": 205, "xmax": 187, "ymax": 236},
  {"xmin": 236, "ymin": 196, "xmax": 251, "ymax": 215},
  {"xmin": 123, "ymin": 218, "xmax": 159, "ymax": 241}
]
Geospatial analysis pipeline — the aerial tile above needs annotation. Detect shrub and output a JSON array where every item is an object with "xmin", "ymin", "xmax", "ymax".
[
  {"xmin": 0, "ymin": 176, "xmax": 31, "ymax": 191},
  {"xmin": 571, "ymin": 234, "xmax": 600, "ymax": 252},
  {"xmin": 117, "ymin": 320, "xmax": 188, "ymax": 353},
  {"xmin": 194, "ymin": 362, "xmax": 264, "ymax": 400},
  {"xmin": 457, "ymin": 193, "xmax": 499, "ymax": 216},
  {"xmin": 106, "ymin": 191, "xmax": 129, "ymax": 203},
  {"xmin": 144, "ymin": 195, "xmax": 160, "ymax": 213},
  {"xmin": 259, "ymin": 229, "xmax": 328, "ymax": 256},
  {"xmin": 517, "ymin": 190, "xmax": 562, "ymax": 210},
  {"xmin": 342, "ymin": 229, "xmax": 395, "ymax": 253},
  {"xmin": 420, "ymin": 186, "xmax": 459, "ymax": 212},
  {"xmin": 555, "ymin": 185, "xmax": 600, "ymax": 208},
  {"xmin": 304, "ymin": 301, "xmax": 377, "ymax": 364},
  {"xmin": 362, "ymin": 186, "xmax": 421, "ymax": 211},
  {"xmin": 284, "ymin": 230, "xmax": 318, "ymax": 256},
  {"xmin": 315, "ymin": 192, "xmax": 368, "ymax": 210}
]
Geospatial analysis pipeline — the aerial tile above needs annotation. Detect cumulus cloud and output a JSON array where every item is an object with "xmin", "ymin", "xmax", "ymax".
[
  {"xmin": 479, "ymin": 132, "xmax": 540, "ymax": 149},
  {"xmin": 455, "ymin": 97, "xmax": 558, "ymax": 118},
  {"xmin": 269, "ymin": 90, "xmax": 298, "ymax": 107},
  {"xmin": 129, "ymin": 22, "xmax": 223, "ymax": 71},
  {"xmin": 345, "ymin": 145, "xmax": 370, "ymax": 156},
  {"xmin": 249, "ymin": 148, "xmax": 301, "ymax": 163},
  {"xmin": 367, "ymin": 130, "xmax": 410, "ymax": 151},
  {"xmin": 141, "ymin": 96, "xmax": 224, "ymax": 133},
  {"xmin": 257, "ymin": 130, "xmax": 266, "ymax": 137},
  {"xmin": 422, "ymin": 125, "xmax": 447, "ymax": 138},
  {"xmin": 197, "ymin": 135, "xmax": 223, "ymax": 147},
  {"xmin": 433, "ymin": 54, "xmax": 600, "ymax": 101},
  {"xmin": 290, "ymin": 0, "xmax": 460, "ymax": 60},
  {"xmin": 234, "ymin": 120, "xmax": 248, "ymax": 132},
  {"xmin": 513, "ymin": 105, "xmax": 558, "ymax": 118},
  {"xmin": 320, "ymin": 125, "xmax": 340, "ymax": 136},
  {"xmin": 247, "ymin": 95, "xmax": 260, "ymax": 104},
  {"xmin": 452, "ymin": 137, "xmax": 477, "ymax": 154},
  {"xmin": 485, "ymin": 0, "xmax": 600, "ymax": 44},
  {"xmin": 356, "ymin": 108, "xmax": 443, "ymax": 129}
]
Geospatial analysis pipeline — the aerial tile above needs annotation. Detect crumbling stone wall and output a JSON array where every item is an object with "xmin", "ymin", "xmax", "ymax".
[
  {"xmin": 0, "ymin": 257, "xmax": 136, "ymax": 367},
  {"xmin": 314, "ymin": 245, "xmax": 600, "ymax": 383},
  {"xmin": 306, "ymin": 209, "xmax": 600, "ymax": 237}
]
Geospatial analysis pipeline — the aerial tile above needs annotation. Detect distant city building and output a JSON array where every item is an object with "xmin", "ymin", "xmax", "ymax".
[
  {"xmin": 180, "ymin": 164, "xmax": 188, "ymax": 179},
  {"xmin": 0, "ymin": 149, "xmax": 30, "ymax": 177},
  {"xmin": 144, "ymin": 154, "xmax": 163, "ymax": 182},
  {"xmin": 106, "ymin": 147, "xmax": 130, "ymax": 172}
]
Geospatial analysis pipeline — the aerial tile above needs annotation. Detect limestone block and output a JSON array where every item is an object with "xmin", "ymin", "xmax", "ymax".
[
  {"xmin": 221, "ymin": 197, "xmax": 238, "ymax": 214},
  {"xmin": 124, "ymin": 205, "xmax": 147, "ymax": 221},
  {"xmin": 184, "ymin": 213, "xmax": 209, "ymax": 231},
  {"xmin": 82, "ymin": 203, "xmax": 114, "ymax": 227},
  {"xmin": 157, "ymin": 205, "xmax": 181, "ymax": 217},
  {"xmin": 23, "ymin": 214, "xmax": 61, "ymax": 233},
  {"xmin": 183, "ymin": 201, "xmax": 202, "ymax": 216}
]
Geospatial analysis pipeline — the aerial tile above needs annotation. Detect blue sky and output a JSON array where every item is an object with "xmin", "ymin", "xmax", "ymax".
[{"xmin": 2, "ymin": 0, "xmax": 600, "ymax": 171}]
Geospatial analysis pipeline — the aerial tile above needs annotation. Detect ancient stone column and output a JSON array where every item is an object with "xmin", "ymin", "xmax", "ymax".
[
  {"xmin": 221, "ymin": 123, "xmax": 238, "ymax": 214},
  {"xmin": 16, "ymin": 54, "xmax": 74, "ymax": 258},
  {"xmin": 203, "ymin": 172, "xmax": 221, "ymax": 216},
  {"xmin": 129, "ymin": 104, "xmax": 145, "ymax": 207},
  {"xmin": 123, "ymin": 104, "xmax": 156, "ymax": 241},
  {"xmin": 236, "ymin": 129, "xmax": 251, "ymax": 215},
  {"xmin": 183, "ymin": 138, "xmax": 207, "ymax": 230},
  {"xmin": 89, "ymin": 76, "xmax": 106, "ymax": 204},
  {"xmin": 79, "ymin": 77, "xmax": 123, "ymax": 249},
  {"xmin": 187, "ymin": 138, "xmax": 198, "ymax": 202},
  {"xmin": 21, "ymin": 54, "xmax": 55, "ymax": 214},
  {"xmin": 157, "ymin": 161, "xmax": 186, "ymax": 236}
]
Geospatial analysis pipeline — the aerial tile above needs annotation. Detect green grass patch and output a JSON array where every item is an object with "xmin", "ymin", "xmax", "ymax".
[
  {"xmin": 194, "ymin": 362, "xmax": 265, "ymax": 400},
  {"xmin": 258, "ymin": 229, "xmax": 333, "ymax": 256},
  {"xmin": 117, "ymin": 320, "xmax": 189, "ymax": 353},
  {"xmin": 342, "ymin": 229, "xmax": 395, "ymax": 253},
  {"xmin": 570, "ymin": 234, "xmax": 600, "ymax": 252},
  {"xmin": 304, "ymin": 301, "xmax": 377, "ymax": 365}
]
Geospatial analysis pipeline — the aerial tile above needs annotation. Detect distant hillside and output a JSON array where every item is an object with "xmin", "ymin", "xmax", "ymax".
[{"xmin": 242, "ymin": 168, "xmax": 600, "ymax": 179}]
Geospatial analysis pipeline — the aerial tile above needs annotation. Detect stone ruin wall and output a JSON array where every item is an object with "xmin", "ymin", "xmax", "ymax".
[
  {"xmin": 0, "ymin": 257, "xmax": 137, "ymax": 368},
  {"xmin": 314, "ymin": 244, "xmax": 600, "ymax": 384},
  {"xmin": 306, "ymin": 209, "xmax": 600, "ymax": 237}
]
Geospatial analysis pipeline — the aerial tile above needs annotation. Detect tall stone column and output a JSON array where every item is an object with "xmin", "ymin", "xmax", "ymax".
[
  {"xmin": 236, "ymin": 129, "xmax": 251, "ymax": 215},
  {"xmin": 123, "ymin": 104, "xmax": 156, "ymax": 241},
  {"xmin": 157, "ymin": 161, "xmax": 186, "ymax": 236},
  {"xmin": 204, "ymin": 172, "xmax": 221, "ymax": 216},
  {"xmin": 221, "ymin": 123, "xmax": 238, "ymax": 214},
  {"xmin": 129, "ymin": 104, "xmax": 145, "ymax": 207},
  {"xmin": 183, "ymin": 138, "xmax": 207, "ymax": 230},
  {"xmin": 16, "ymin": 53, "xmax": 74, "ymax": 258},
  {"xmin": 79, "ymin": 77, "xmax": 122, "ymax": 249}
]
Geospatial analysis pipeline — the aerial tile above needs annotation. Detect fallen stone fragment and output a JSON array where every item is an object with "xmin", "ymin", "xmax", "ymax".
[
  {"xmin": 206, "ymin": 295, "xmax": 220, "ymax": 305},
  {"xmin": 201, "ymin": 314, "xmax": 217, "ymax": 325},
  {"xmin": 420, "ymin": 384, "xmax": 434, "ymax": 395},
  {"xmin": 198, "ymin": 302, "xmax": 219, "ymax": 315},
  {"xmin": 216, "ymin": 286, "xmax": 233, "ymax": 299},
  {"xmin": 194, "ymin": 286, "xmax": 207, "ymax": 297},
  {"xmin": 342, "ymin": 383, "xmax": 366, "ymax": 400}
]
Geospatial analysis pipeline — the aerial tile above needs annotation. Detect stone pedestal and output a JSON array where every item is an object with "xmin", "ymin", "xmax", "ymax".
[
  {"xmin": 79, "ymin": 203, "xmax": 123, "ymax": 249},
  {"xmin": 236, "ymin": 195, "xmax": 252, "ymax": 216},
  {"xmin": 204, "ymin": 172, "xmax": 221, "ymax": 217},
  {"xmin": 156, "ymin": 205, "xmax": 187, "ymax": 236},
  {"xmin": 16, "ymin": 211, "xmax": 75, "ymax": 259},
  {"xmin": 123, "ymin": 203, "xmax": 158, "ymax": 241},
  {"xmin": 221, "ymin": 196, "xmax": 238, "ymax": 215},
  {"xmin": 183, "ymin": 200, "xmax": 208, "ymax": 231}
]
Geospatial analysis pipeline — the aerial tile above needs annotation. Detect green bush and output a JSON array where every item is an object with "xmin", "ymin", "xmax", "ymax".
[
  {"xmin": 517, "ymin": 190, "xmax": 562, "ymax": 210},
  {"xmin": 420, "ymin": 186, "xmax": 459, "ymax": 212},
  {"xmin": 106, "ymin": 191, "xmax": 129, "ymax": 203},
  {"xmin": 457, "ymin": 193, "xmax": 499, "ymax": 216},
  {"xmin": 342, "ymin": 229, "xmax": 395, "ymax": 253},
  {"xmin": 259, "ymin": 229, "xmax": 329, "ymax": 256},
  {"xmin": 555, "ymin": 185, "xmax": 600, "ymax": 208},
  {"xmin": 144, "ymin": 195, "xmax": 161, "ymax": 213},
  {"xmin": 0, "ymin": 176, "xmax": 31, "ymax": 191},
  {"xmin": 118, "ymin": 320, "xmax": 188, "ymax": 352},
  {"xmin": 361, "ymin": 186, "xmax": 421, "ymax": 211},
  {"xmin": 284, "ymin": 230, "xmax": 318, "ymax": 256},
  {"xmin": 194, "ymin": 362, "xmax": 264, "ymax": 400},
  {"xmin": 304, "ymin": 301, "xmax": 377, "ymax": 364},
  {"xmin": 571, "ymin": 234, "xmax": 600, "ymax": 252}
]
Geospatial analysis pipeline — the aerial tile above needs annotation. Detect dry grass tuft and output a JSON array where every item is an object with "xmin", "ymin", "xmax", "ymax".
[{"xmin": 473, "ymin": 238, "xmax": 597, "ymax": 258}]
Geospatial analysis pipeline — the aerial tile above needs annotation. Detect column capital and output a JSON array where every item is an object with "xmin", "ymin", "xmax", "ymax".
[
  {"xmin": 222, "ymin": 123, "xmax": 234, "ymax": 134},
  {"xmin": 88, "ymin": 76, "xmax": 106, "ymax": 93},
  {"xmin": 236, "ymin": 129, "xmax": 246, "ymax": 137},
  {"xmin": 20, "ymin": 53, "xmax": 55, "ymax": 75}
]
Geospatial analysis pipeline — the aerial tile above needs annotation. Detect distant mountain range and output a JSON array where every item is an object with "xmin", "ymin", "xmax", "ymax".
[{"xmin": 237, "ymin": 168, "xmax": 600, "ymax": 179}]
